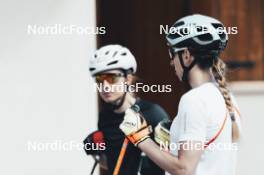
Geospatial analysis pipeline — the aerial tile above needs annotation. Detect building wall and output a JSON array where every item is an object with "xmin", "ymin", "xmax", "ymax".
[
  {"xmin": 230, "ymin": 81, "xmax": 264, "ymax": 175},
  {"xmin": 0, "ymin": 0, "xmax": 98, "ymax": 174}
]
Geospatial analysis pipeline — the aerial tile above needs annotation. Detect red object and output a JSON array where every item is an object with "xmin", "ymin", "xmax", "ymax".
[{"xmin": 92, "ymin": 131, "xmax": 104, "ymax": 144}]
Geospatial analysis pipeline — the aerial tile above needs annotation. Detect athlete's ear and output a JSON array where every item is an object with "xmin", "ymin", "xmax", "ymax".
[
  {"xmin": 126, "ymin": 74, "xmax": 134, "ymax": 85},
  {"xmin": 183, "ymin": 49, "xmax": 194, "ymax": 66}
]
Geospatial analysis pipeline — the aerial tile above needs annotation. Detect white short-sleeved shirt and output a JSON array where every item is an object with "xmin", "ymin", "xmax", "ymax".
[{"xmin": 166, "ymin": 82, "xmax": 241, "ymax": 175}]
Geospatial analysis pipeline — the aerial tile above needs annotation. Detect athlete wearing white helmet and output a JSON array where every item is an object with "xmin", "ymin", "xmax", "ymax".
[
  {"xmin": 166, "ymin": 14, "xmax": 228, "ymax": 82},
  {"xmin": 85, "ymin": 44, "xmax": 168, "ymax": 175},
  {"xmin": 89, "ymin": 45, "xmax": 137, "ymax": 110},
  {"xmin": 119, "ymin": 14, "xmax": 242, "ymax": 175},
  {"xmin": 89, "ymin": 45, "xmax": 137, "ymax": 76}
]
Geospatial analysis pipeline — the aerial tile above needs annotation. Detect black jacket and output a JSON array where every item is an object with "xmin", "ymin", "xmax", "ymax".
[{"xmin": 98, "ymin": 99, "xmax": 169, "ymax": 175}]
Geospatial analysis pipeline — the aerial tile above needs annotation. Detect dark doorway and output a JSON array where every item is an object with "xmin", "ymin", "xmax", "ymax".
[{"xmin": 96, "ymin": 0, "xmax": 192, "ymax": 117}]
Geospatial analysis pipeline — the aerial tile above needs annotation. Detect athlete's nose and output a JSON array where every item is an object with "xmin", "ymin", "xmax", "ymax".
[
  {"xmin": 102, "ymin": 80, "xmax": 111, "ymax": 91},
  {"xmin": 102, "ymin": 80, "xmax": 111, "ymax": 86}
]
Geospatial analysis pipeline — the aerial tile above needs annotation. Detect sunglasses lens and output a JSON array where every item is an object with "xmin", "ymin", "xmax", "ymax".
[
  {"xmin": 95, "ymin": 73, "xmax": 122, "ymax": 84},
  {"xmin": 95, "ymin": 75, "xmax": 104, "ymax": 83}
]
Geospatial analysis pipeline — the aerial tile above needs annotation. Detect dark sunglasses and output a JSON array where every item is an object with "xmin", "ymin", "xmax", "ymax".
[{"xmin": 95, "ymin": 73, "xmax": 125, "ymax": 84}]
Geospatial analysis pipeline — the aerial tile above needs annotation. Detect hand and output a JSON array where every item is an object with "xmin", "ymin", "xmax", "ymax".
[
  {"xmin": 154, "ymin": 119, "xmax": 172, "ymax": 147},
  {"xmin": 119, "ymin": 105, "xmax": 152, "ymax": 146}
]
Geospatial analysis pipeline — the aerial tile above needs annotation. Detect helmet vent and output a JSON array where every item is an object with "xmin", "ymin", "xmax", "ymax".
[
  {"xmin": 211, "ymin": 23, "xmax": 224, "ymax": 29},
  {"xmin": 196, "ymin": 33, "xmax": 213, "ymax": 41},
  {"xmin": 89, "ymin": 68, "xmax": 95, "ymax": 71},
  {"xmin": 168, "ymin": 27, "xmax": 189, "ymax": 40},
  {"xmin": 167, "ymin": 21, "xmax": 186, "ymax": 39},
  {"xmin": 121, "ymin": 52, "xmax": 127, "ymax": 56},
  {"xmin": 94, "ymin": 54, "xmax": 97, "ymax": 58},
  {"xmin": 112, "ymin": 51, "xmax": 118, "ymax": 57},
  {"xmin": 105, "ymin": 51, "xmax": 109, "ymax": 55},
  {"xmin": 107, "ymin": 60, "xmax": 118, "ymax": 66},
  {"xmin": 173, "ymin": 21, "xmax": 184, "ymax": 28},
  {"xmin": 211, "ymin": 23, "xmax": 226, "ymax": 40},
  {"xmin": 196, "ymin": 26, "xmax": 208, "ymax": 32}
]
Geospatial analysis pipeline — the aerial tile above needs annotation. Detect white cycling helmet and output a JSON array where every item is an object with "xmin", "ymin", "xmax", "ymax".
[
  {"xmin": 89, "ymin": 45, "xmax": 137, "ymax": 76},
  {"xmin": 166, "ymin": 14, "xmax": 228, "ymax": 82},
  {"xmin": 166, "ymin": 14, "xmax": 228, "ymax": 53}
]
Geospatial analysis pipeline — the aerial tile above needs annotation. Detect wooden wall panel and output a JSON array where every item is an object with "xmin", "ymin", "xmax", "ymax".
[{"xmin": 187, "ymin": 0, "xmax": 264, "ymax": 80}]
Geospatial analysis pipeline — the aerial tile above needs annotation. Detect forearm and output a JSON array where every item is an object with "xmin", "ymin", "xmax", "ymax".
[
  {"xmin": 138, "ymin": 138, "xmax": 187, "ymax": 175},
  {"xmin": 119, "ymin": 105, "xmax": 201, "ymax": 175}
]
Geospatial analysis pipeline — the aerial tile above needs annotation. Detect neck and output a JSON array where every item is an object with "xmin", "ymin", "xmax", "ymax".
[
  {"xmin": 114, "ymin": 93, "xmax": 136, "ymax": 113},
  {"xmin": 188, "ymin": 65, "xmax": 213, "ymax": 88}
]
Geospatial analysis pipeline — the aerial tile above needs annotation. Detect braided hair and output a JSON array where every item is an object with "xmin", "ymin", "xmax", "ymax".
[{"xmin": 211, "ymin": 58, "xmax": 240, "ymax": 142}]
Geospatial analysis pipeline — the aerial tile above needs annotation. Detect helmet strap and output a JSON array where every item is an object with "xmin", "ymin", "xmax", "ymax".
[{"xmin": 178, "ymin": 53, "xmax": 197, "ymax": 82}]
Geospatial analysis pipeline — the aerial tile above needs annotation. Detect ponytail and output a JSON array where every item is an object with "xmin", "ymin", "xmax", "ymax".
[{"xmin": 212, "ymin": 58, "xmax": 240, "ymax": 142}]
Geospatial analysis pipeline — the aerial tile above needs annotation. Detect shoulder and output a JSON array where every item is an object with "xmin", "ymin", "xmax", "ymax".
[
  {"xmin": 179, "ymin": 88, "xmax": 204, "ymax": 109},
  {"xmin": 177, "ymin": 86, "xmax": 210, "ymax": 120},
  {"xmin": 137, "ymin": 99, "xmax": 169, "ymax": 127},
  {"xmin": 179, "ymin": 83, "xmax": 219, "ymax": 110},
  {"xmin": 138, "ymin": 99, "xmax": 164, "ymax": 112}
]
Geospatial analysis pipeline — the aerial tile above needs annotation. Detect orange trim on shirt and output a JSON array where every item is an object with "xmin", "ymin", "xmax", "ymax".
[{"xmin": 204, "ymin": 111, "xmax": 228, "ymax": 148}]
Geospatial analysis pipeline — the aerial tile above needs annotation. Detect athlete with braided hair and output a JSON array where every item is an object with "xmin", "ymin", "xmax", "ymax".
[{"xmin": 119, "ymin": 14, "xmax": 242, "ymax": 175}]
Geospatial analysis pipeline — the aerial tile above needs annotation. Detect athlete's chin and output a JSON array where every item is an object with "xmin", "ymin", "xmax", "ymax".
[
  {"xmin": 102, "ymin": 96, "xmax": 113, "ymax": 102},
  {"xmin": 103, "ymin": 98, "xmax": 114, "ymax": 103},
  {"xmin": 101, "ymin": 94, "xmax": 118, "ymax": 103}
]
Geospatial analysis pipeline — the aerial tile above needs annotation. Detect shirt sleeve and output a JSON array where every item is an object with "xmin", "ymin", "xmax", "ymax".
[{"xmin": 177, "ymin": 94, "xmax": 208, "ymax": 142}]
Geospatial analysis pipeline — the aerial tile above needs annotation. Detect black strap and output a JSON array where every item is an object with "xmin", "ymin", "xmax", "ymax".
[
  {"xmin": 179, "ymin": 53, "xmax": 197, "ymax": 82},
  {"xmin": 90, "ymin": 157, "xmax": 99, "ymax": 175}
]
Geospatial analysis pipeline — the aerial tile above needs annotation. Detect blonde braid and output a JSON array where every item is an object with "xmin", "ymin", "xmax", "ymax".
[{"xmin": 212, "ymin": 58, "xmax": 240, "ymax": 142}]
